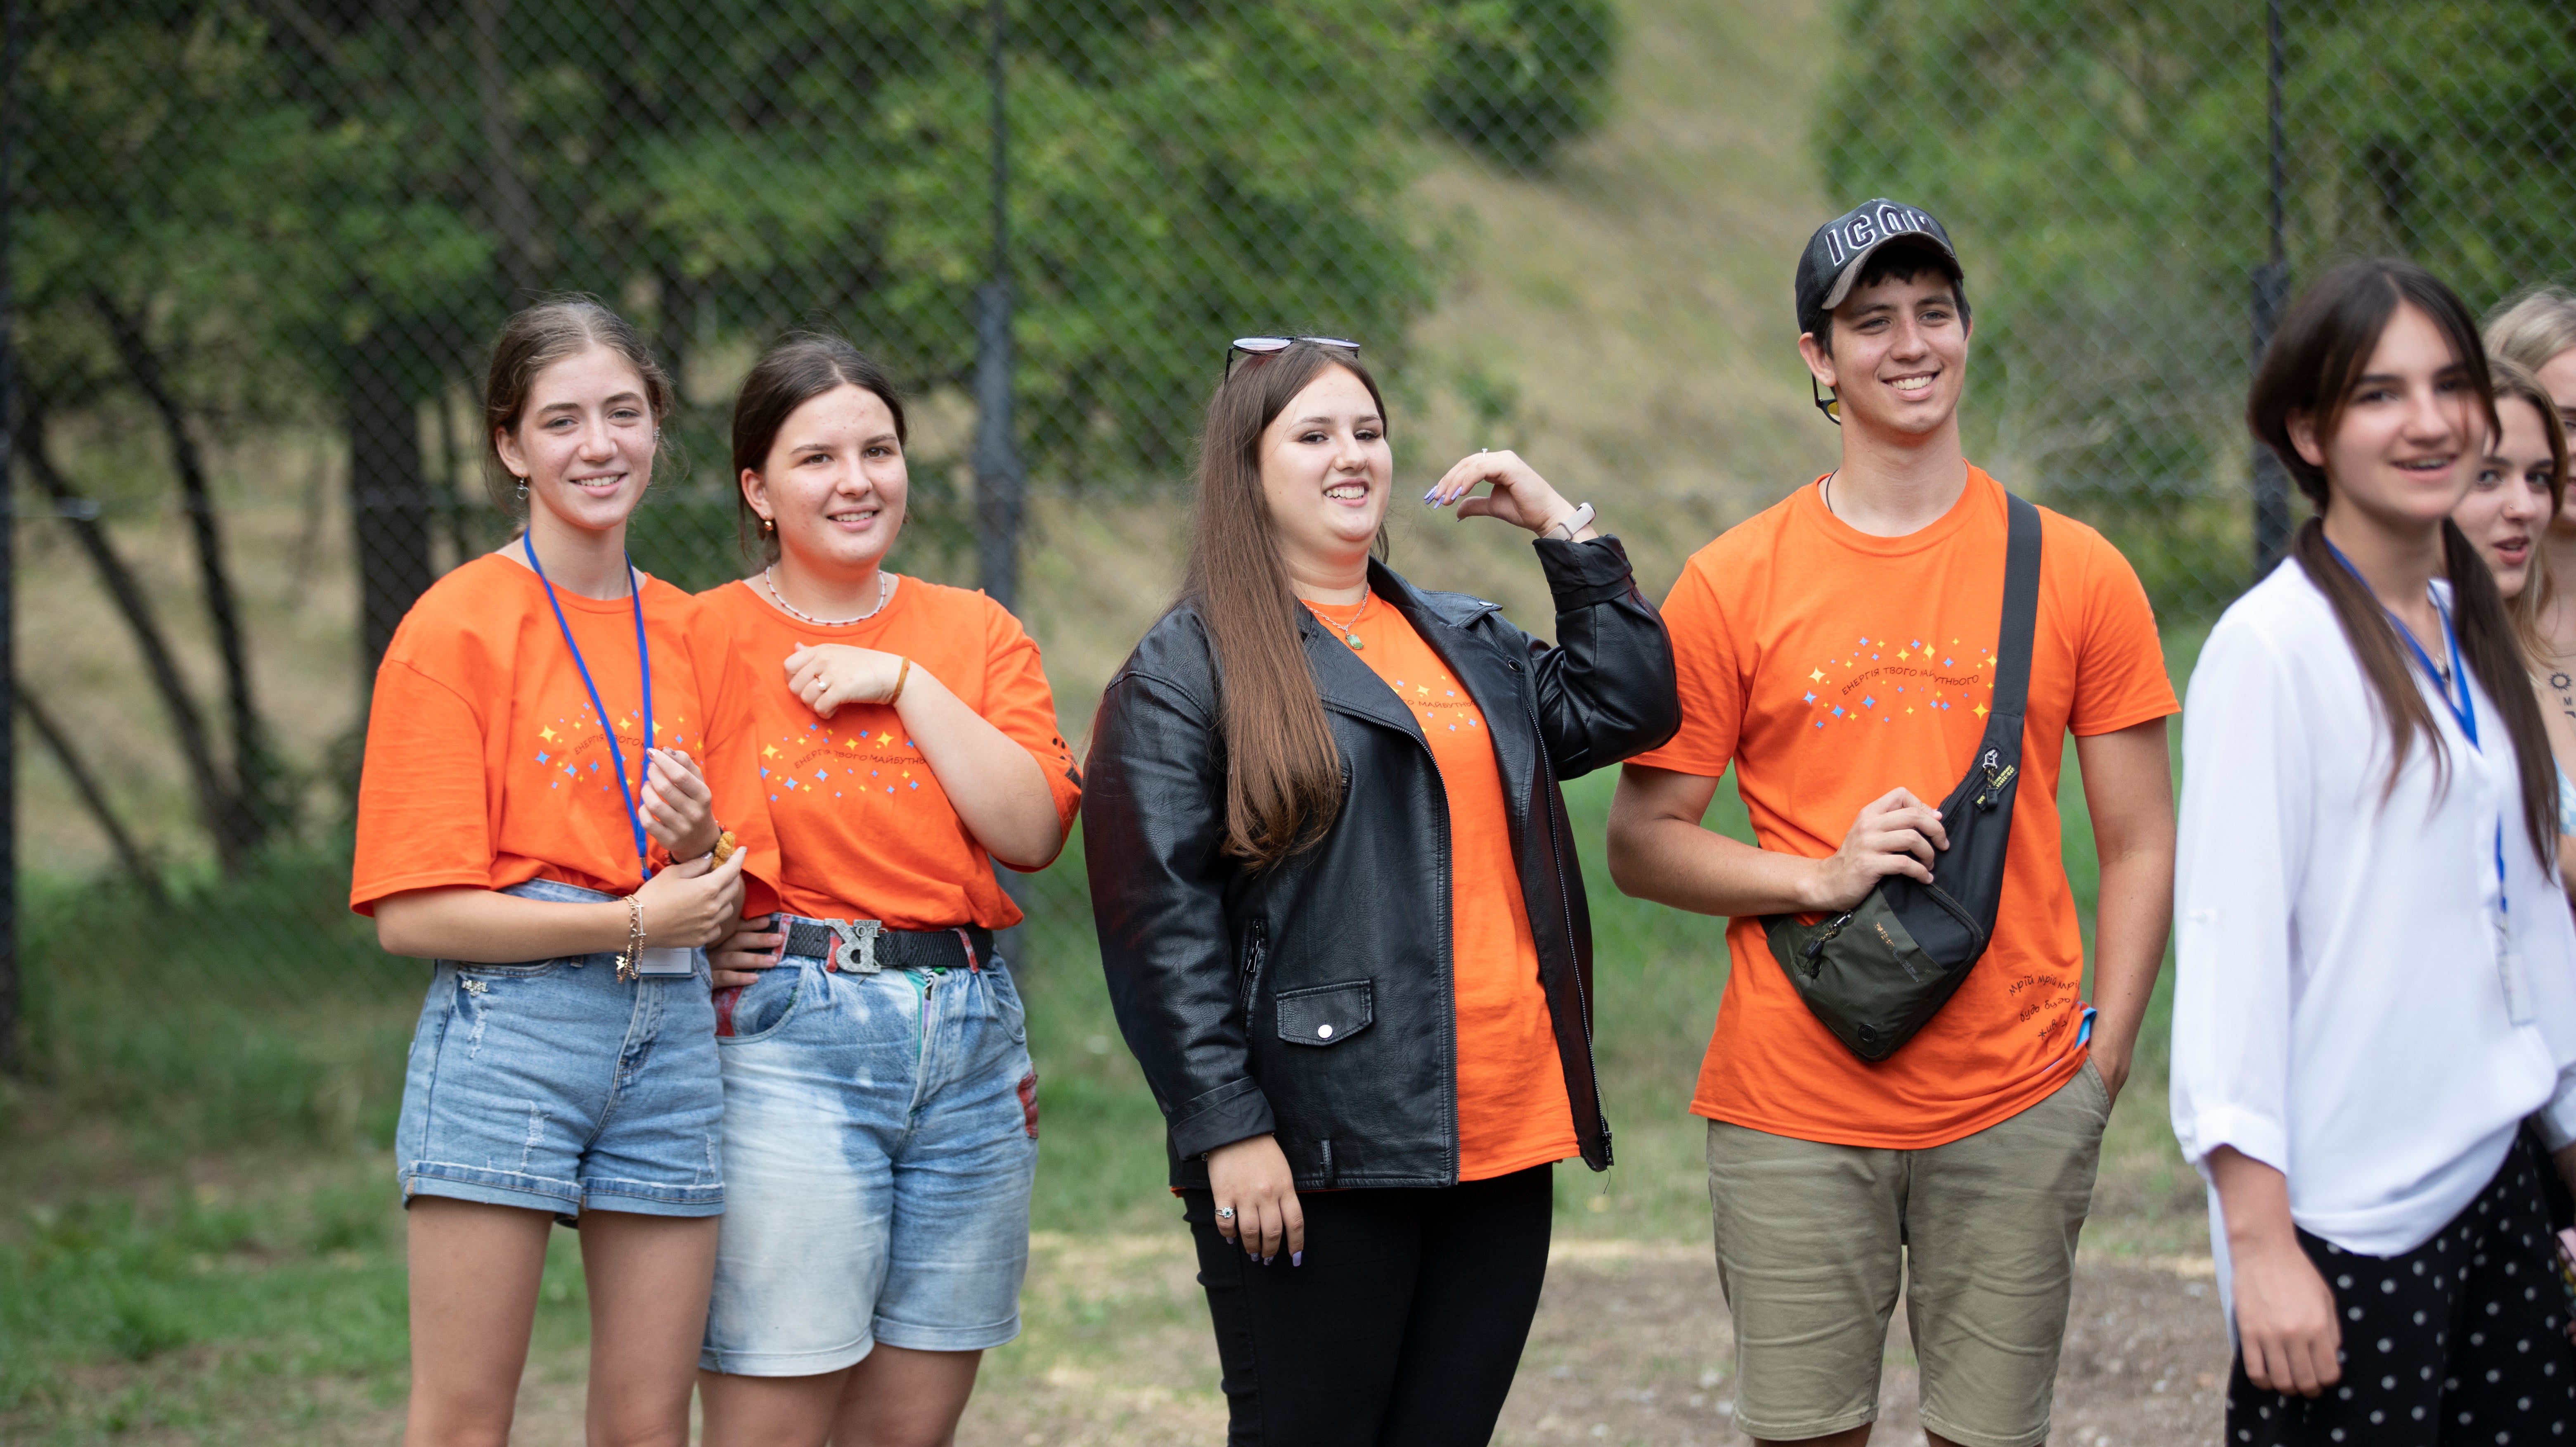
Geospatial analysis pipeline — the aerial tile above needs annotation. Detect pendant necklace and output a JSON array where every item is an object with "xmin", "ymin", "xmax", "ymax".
[
  {"xmin": 763, "ymin": 567, "xmax": 891, "ymax": 626},
  {"xmin": 1306, "ymin": 592, "xmax": 1371, "ymax": 651}
]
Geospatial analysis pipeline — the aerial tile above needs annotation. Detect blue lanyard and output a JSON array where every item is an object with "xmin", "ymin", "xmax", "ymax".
[
  {"xmin": 523, "ymin": 534, "xmax": 654, "ymax": 884},
  {"xmin": 2325, "ymin": 541, "xmax": 2505, "ymax": 902}
]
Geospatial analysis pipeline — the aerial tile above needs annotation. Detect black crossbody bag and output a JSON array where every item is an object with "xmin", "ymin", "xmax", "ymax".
[{"xmin": 1760, "ymin": 492, "xmax": 2041, "ymax": 1062}]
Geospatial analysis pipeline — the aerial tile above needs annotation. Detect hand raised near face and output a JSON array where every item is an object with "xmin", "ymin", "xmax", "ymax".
[{"xmin": 1421, "ymin": 449, "xmax": 1589, "ymax": 537}]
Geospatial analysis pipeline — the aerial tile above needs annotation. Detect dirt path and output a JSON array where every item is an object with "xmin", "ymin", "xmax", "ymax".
[
  {"xmin": 940, "ymin": 1235, "xmax": 2233, "ymax": 1447},
  {"xmin": 63, "ymin": 1232, "xmax": 2228, "ymax": 1445}
]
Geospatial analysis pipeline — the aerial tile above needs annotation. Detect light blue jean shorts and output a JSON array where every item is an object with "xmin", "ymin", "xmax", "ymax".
[
  {"xmin": 700, "ymin": 933, "xmax": 1039, "ymax": 1376},
  {"xmin": 393, "ymin": 877, "xmax": 724, "ymax": 1221}
]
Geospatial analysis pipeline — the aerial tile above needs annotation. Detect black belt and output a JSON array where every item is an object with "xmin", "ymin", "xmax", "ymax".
[{"xmin": 777, "ymin": 916, "xmax": 992, "ymax": 975}]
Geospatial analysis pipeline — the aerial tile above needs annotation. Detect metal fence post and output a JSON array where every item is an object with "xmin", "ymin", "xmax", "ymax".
[
  {"xmin": 0, "ymin": 0, "xmax": 20, "ymax": 1075},
  {"xmin": 2250, "ymin": 0, "xmax": 2292, "ymax": 581},
  {"xmin": 972, "ymin": 0, "xmax": 1025, "ymax": 616},
  {"xmin": 971, "ymin": 0, "xmax": 1033, "ymax": 955}
]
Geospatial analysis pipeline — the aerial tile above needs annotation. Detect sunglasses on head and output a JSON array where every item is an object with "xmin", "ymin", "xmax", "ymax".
[{"xmin": 1226, "ymin": 335, "xmax": 1361, "ymax": 380}]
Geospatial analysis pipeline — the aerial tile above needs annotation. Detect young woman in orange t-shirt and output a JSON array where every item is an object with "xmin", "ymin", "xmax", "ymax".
[
  {"xmin": 350, "ymin": 298, "xmax": 759, "ymax": 1445},
  {"xmin": 1083, "ymin": 338, "xmax": 1678, "ymax": 1442},
  {"xmin": 691, "ymin": 334, "xmax": 1077, "ymax": 1447}
]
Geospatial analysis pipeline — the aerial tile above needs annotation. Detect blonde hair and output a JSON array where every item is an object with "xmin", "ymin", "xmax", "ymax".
[
  {"xmin": 2488, "ymin": 354, "xmax": 2572, "ymax": 666},
  {"xmin": 2486, "ymin": 286, "xmax": 2576, "ymax": 378}
]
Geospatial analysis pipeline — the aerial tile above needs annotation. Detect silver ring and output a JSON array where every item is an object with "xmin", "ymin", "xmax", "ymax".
[{"xmin": 1215, "ymin": 1206, "xmax": 1236, "ymax": 1221}]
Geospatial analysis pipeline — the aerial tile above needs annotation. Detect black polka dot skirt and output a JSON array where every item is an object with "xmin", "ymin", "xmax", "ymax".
[{"xmin": 2227, "ymin": 1133, "xmax": 2576, "ymax": 1446}]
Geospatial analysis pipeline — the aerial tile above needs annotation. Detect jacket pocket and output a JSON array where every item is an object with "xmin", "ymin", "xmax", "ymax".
[{"xmin": 1276, "ymin": 979, "xmax": 1373, "ymax": 1046}]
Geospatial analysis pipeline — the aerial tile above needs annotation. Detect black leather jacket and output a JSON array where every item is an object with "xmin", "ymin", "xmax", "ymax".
[{"xmin": 1083, "ymin": 537, "xmax": 1679, "ymax": 1190}]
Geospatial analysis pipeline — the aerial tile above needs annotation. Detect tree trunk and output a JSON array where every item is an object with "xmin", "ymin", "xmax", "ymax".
[
  {"xmin": 94, "ymin": 294, "xmax": 278, "ymax": 850},
  {"xmin": 469, "ymin": 0, "xmax": 539, "ymax": 300},
  {"xmin": 17, "ymin": 396, "xmax": 249, "ymax": 872},
  {"xmin": 16, "ymin": 679, "xmax": 164, "ymax": 901},
  {"xmin": 348, "ymin": 346, "xmax": 433, "ymax": 681}
]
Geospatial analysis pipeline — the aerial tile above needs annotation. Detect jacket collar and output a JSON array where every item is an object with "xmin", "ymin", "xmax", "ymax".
[{"xmin": 1295, "ymin": 559, "xmax": 1509, "ymax": 736}]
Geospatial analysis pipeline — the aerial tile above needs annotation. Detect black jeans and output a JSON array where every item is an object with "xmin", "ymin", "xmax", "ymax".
[
  {"xmin": 1182, "ymin": 1164, "xmax": 1554, "ymax": 1446},
  {"xmin": 2227, "ymin": 1134, "xmax": 2576, "ymax": 1445}
]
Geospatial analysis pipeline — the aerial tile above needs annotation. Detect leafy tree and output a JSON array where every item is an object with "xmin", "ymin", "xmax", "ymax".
[
  {"xmin": 1815, "ymin": 0, "xmax": 2576, "ymax": 614},
  {"xmin": 1429, "ymin": 0, "xmax": 1619, "ymax": 170},
  {"xmin": 17, "ymin": 0, "xmax": 1460, "ymax": 864}
]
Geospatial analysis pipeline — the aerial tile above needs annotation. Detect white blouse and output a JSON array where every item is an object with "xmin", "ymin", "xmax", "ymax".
[{"xmin": 2171, "ymin": 561, "xmax": 2576, "ymax": 1261}]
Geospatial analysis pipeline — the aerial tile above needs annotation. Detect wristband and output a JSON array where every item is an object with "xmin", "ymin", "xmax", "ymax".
[
  {"xmin": 1543, "ymin": 502, "xmax": 1596, "ymax": 541},
  {"xmin": 890, "ymin": 656, "xmax": 913, "ymax": 706}
]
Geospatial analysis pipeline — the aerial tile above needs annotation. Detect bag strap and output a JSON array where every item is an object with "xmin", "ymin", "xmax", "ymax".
[{"xmin": 1982, "ymin": 493, "xmax": 2043, "ymax": 744}]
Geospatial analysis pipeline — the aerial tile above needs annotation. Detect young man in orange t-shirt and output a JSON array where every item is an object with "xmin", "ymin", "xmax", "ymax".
[{"xmin": 1606, "ymin": 200, "xmax": 2179, "ymax": 1447}]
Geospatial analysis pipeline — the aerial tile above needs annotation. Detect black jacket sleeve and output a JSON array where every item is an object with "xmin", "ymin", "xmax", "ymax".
[
  {"xmin": 1519, "ymin": 534, "xmax": 1681, "ymax": 778},
  {"xmin": 1081, "ymin": 661, "xmax": 1276, "ymax": 1160}
]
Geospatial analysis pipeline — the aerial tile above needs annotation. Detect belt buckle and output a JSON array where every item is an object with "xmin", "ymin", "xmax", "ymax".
[{"xmin": 828, "ymin": 918, "xmax": 885, "ymax": 975}]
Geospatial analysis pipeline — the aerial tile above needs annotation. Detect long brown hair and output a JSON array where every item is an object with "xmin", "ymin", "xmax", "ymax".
[
  {"xmin": 2248, "ymin": 258, "xmax": 2555, "ymax": 861},
  {"xmin": 1182, "ymin": 341, "xmax": 1390, "ymax": 869},
  {"xmin": 2485, "ymin": 355, "xmax": 2571, "ymax": 664},
  {"xmin": 481, "ymin": 295, "xmax": 677, "ymax": 514},
  {"xmin": 729, "ymin": 332, "xmax": 909, "ymax": 565}
]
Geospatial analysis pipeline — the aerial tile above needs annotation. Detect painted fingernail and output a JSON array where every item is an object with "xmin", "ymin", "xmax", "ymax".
[
  {"xmin": 1292, "ymin": 1251, "xmax": 1303, "ymax": 1267},
  {"xmin": 1262, "ymin": 1255, "xmax": 1274, "ymax": 1266}
]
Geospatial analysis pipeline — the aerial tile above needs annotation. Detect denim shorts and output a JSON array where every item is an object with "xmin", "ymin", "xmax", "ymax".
[
  {"xmin": 393, "ymin": 877, "xmax": 724, "ymax": 1221},
  {"xmin": 700, "ymin": 935, "xmax": 1039, "ymax": 1376}
]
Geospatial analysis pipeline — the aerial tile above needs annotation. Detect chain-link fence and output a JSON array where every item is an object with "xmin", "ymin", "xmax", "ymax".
[{"xmin": 10, "ymin": 0, "xmax": 2575, "ymax": 1134}]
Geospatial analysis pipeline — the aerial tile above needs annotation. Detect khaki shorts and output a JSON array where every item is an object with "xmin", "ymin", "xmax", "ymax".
[{"xmin": 1706, "ymin": 1060, "xmax": 2111, "ymax": 1447}]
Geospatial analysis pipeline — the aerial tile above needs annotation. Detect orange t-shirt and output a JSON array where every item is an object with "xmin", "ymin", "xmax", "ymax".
[
  {"xmin": 350, "ymin": 552, "xmax": 774, "ymax": 914},
  {"xmin": 1629, "ymin": 469, "xmax": 2177, "ymax": 1149},
  {"xmin": 694, "ymin": 576, "xmax": 1081, "ymax": 932},
  {"xmin": 1316, "ymin": 593, "xmax": 1578, "ymax": 1181}
]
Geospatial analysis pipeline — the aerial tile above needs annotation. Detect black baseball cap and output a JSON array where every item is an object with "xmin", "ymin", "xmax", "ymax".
[{"xmin": 1795, "ymin": 199, "xmax": 1959, "ymax": 336}]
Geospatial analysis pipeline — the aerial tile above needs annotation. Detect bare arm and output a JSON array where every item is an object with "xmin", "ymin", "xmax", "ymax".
[
  {"xmin": 2208, "ymin": 1146, "xmax": 2342, "ymax": 1397},
  {"xmin": 373, "ymin": 849, "xmax": 749, "ymax": 962},
  {"xmin": 784, "ymin": 645, "xmax": 1065, "ymax": 868},
  {"xmin": 2072, "ymin": 718, "xmax": 2176, "ymax": 1103},
  {"xmin": 1605, "ymin": 762, "xmax": 1950, "ymax": 916}
]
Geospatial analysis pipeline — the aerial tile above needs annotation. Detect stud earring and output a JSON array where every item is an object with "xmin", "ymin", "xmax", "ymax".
[{"xmin": 760, "ymin": 516, "xmax": 776, "ymax": 535}]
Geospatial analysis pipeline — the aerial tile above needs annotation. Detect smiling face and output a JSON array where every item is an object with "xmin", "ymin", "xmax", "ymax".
[
  {"xmin": 1804, "ymin": 268, "xmax": 1971, "ymax": 437},
  {"xmin": 741, "ymin": 383, "xmax": 909, "ymax": 577},
  {"xmin": 2291, "ymin": 301, "xmax": 2484, "ymax": 536},
  {"xmin": 2457, "ymin": 394, "xmax": 2558, "ymax": 600},
  {"xmin": 493, "ymin": 344, "xmax": 658, "ymax": 535},
  {"xmin": 1255, "ymin": 364, "xmax": 1392, "ymax": 586}
]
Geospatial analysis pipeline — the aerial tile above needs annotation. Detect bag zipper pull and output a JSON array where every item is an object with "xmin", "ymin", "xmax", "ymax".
[{"xmin": 1976, "ymin": 763, "xmax": 2017, "ymax": 810}]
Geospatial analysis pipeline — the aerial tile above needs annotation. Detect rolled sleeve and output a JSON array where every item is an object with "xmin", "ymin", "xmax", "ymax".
[{"xmin": 2169, "ymin": 618, "xmax": 2306, "ymax": 1172}]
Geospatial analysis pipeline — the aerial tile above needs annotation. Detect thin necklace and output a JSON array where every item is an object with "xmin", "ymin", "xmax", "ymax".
[
  {"xmin": 763, "ymin": 567, "xmax": 891, "ymax": 626},
  {"xmin": 1305, "ymin": 592, "xmax": 1371, "ymax": 651}
]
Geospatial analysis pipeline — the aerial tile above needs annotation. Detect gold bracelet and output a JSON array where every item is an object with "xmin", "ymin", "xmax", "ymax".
[
  {"xmin": 618, "ymin": 895, "xmax": 647, "ymax": 982},
  {"xmin": 890, "ymin": 656, "xmax": 912, "ymax": 706}
]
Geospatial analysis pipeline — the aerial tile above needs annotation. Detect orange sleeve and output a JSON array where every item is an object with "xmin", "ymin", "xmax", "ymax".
[
  {"xmin": 2066, "ymin": 527, "xmax": 2181, "ymax": 737},
  {"xmin": 1624, "ymin": 557, "xmax": 1745, "ymax": 778},
  {"xmin": 982, "ymin": 599, "xmax": 1083, "ymax": 868},
  {"xmin": 350, "ymin": 657, "xmax": 496, "ymax": 915}
]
